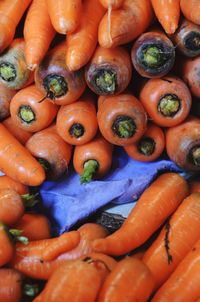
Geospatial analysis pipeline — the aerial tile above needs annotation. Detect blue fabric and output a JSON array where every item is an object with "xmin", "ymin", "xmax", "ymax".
[{"xmin": 39, "ymin": 147, "xmax": 182, "ymax": 235}]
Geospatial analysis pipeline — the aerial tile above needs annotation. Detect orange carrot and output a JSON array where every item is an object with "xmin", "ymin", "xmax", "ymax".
[
  {"xmin": 0, "ymin": 0, "xmax": 32, "ymax": 53},
  {"xmin": 24, "ymin": 0, "xmax": 56, "ymax": 70},
  {"xmin": 92, "ymin": 173, "xmax": 189, "ymax": 256},
  {"xmin": 65, "ymin": 0, "xmax": 106, "ymax": 71},
  {"xmin": 99, "ymin": 0, "xmax": 124, "ymax": 9},
  {"xmin": 0, "ymin": 268, "xmax": 23, "ymax": 302},
  {"xmin": 0, "ymin": 222, "xmax": 15, "ymax": 267},
  {"xmin": 0, "ymin": 123, "xmax": 45, "ymax": 186},
  {"xmin": 2, "ymin": 117, "xmax": 32, "ymax": 145},
  {"xmin": 189, "ymin": 179, "xmax": 200, "ymax": 194},
  {"xmin": 0, "ymin": 175, "xmax": 28, "ymax": 195},
  {"xmin": 181, "ymin": 56, "xmax": 200, "ymax": 98},
  {"xmin": 151, "ymin": 0, "xmax": 180, "ymax": 34},
  {"xmin": 180, "ymin": 0, "xmax": 200, "ymax": 25},
  {"xmin": 0, "ymin": 84, "xmax": 16, "ymax": 121},
  {"xmin": 47, "ymin": 0, "xmax": 82, "ymax": 34}
]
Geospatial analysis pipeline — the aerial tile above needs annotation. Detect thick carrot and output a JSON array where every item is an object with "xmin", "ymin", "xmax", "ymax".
[
  {"xmin": 85, "ymin": 46, "xmax": 132, "ymax": 96},
  {"xmin": 65, "ymin": 0, "xmax": 106, "ymax": 71},
  {"xmin": 151, "ymin": 238, "xmax": 200, "ymax": 302},
  {"xmin": 151, "ymin": 0, "xmax": 180, "ymax": 34},
  {"xmin": 124, "ymin": 122, "xmax": 165, "ymax": 162},
  {"xmin": 35, "ymin": 41, "xmax": 86, "ymax": 105},
  {"xmin": 2, "ymin": 117, "xmax": 32, "ymax": 145},
  {"xmin": 97, "ymin": 257, "xmax": 155, "ymax": 302},
  {"xmin": 0, "ymin": 175, "xmax": 28, "ymax": 195},
  {"xmin": 0, "ymin": 222, "xmax": 15, "ymax": 267},
  {"xmin": 92, "ymin": 173, "xmax": 189, "ymax": 256},
  {"xmin": 0, "ymin": 84, "xmax": 16, "ymax": 121},
  {"xmin": 139, "ymin": 76, "xmax": 192, "ymax": 127},
  {"xmin": 0, "ymin": 268, "xmax": 23, "ymax": 302},
  {"xmin": 0, "ymin": 38, "xmax": 33, "ymax": 90},
  {"xmin": 97, "ymin": 94, "xmax": 147, "ymax": 146},
  {"xmin": 47, "ymin": 0, "xmax": 82, "ymax": 34},
  {"xmin": 73, "ymin": 133, "xmax": 113, "ymax": 183},
  {"xmin": 0, "ymin": 0, "xmax": 32, "ymax": 53},
  {"xmin": 10, "ymin": 85, "xmax": 58, "ymax": 133},
  {"xmin": 99, "ymin": 0, "xmax": 124, "ymax": 9},
  {"xmin": 166, "ymin": 116, "xmax": 200, "ymax": 172},
  {"xmin": 98, "ymin": 0, "xmax": 153, "ymax": 48},
  {"xmin": 181, "ymin": 56, "xmax": 200, "ymax": 98},
  {"xmin": 26, "ymin": 125, "xmax": 73, "ymax": 180},
  {"xmin": 56, "ymin": 95, "xmax": 98, "ymax": 145},
  {"xmin": 143, "ymin": 193, "xmax": 200, "ymax": 289},
  {"xmin": 180, "ymin": 0, "xmax": 200, "ymax": 25},
  {"xmin": 0, "ymin": 123, "xmax": 45, "ymax": 186},
  {"xmin": 189, "ymin": 179, "xmax": 200, "ymax": 194},
  {"xmin": 24, "ymin": 0, "xmax": 56, "ymax": 70}
]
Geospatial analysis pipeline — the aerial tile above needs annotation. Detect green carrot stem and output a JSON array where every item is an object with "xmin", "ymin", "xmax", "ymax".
[{"xmin": 80, "ymin": 159, "xmax": 99, "ymax": 184}]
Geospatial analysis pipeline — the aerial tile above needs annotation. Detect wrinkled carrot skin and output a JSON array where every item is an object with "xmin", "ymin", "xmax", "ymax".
[
  {"xmin": 24, "ymin": 0, "xmax": 56, "ymax": 70},
  {"xmin": 189, "ymin": 180, "xmax": 200, "ymax": 194},
  {"xmin": 10, "ymin": 85, "xmax": 58, "ymax": 133},
  {"xmin": 124, "ymin": 123, "xmax": 165, "ymax": 162},
  {"xmin": 98, "ymin": 257, "xmax": 155, "ymax": 302},
  {"xmin": 98, "ymin": 0, "xmax": 153, "ymax": 48},
  {"xmin": 152, "ymin": 237, "xmax": 200, "ymax": 302},
  {"xmin": 26, "ymin": 125, "xmax": 73, "ymax": 180},
  {"xmin": 2, "ymin": 117, "xmax": 32, "ymax": 145},
  {"xmin": 13, "ymin": 213, "xmax": 51, "ymax": 241},
  {"xmin": 0, "ymin": 223, "xmax": 15, "ymax": 267},
  {"xmin": 47, "ymin": 0, "xmax": 82, "ymax": 34},
  {"xmin": 0, "ymin": 84, "xmax": 16, "ymax": 121},
  {"xmin": 139, "ymin": 76, "xmax": 192, "ymax": 127},
  {"xmin": 181, "ymin": 56, "xmax": 200, "ymax": 98},
  {"xmin": 66, "ymin": 0, "xmax": 106, "ymax": 71},
  {"xmin": 85, "ymin": 46, "xmax": 132, "ymax": 96},
  {"xmin": 92, "ymin": 173, "xmax": 189, "ymax": 256},
  {"xmin": 99, "ymin": 0, "xmax": 124, "ymax": 9},
  {"xmin": 0, "ymin": 0, "xmax": 32, "ymax": 53},
  {"xmin": 166, "ymin": 116, "xmax": 200, "ymax": 172},
  {"xmin": 151, "ymin": 0, "xmax": 180, "ymax": 34},
  {"xmin": 143, "ymin": 193, "xmax": 200, "ymax": 289},
  {"xmin": 0, "ymin": 268, "xmax": 23, "ymax": 302},
  {"xmin": 0, "ymin": 175, "xmax": 28, "ymax": 195},
  {"xmin": 0, "ymin": 123, "xmax": 45, "ymax": 186},
  {"xmin": 180, "ymin": 0, "xmax": 200, "ymax": 25}
]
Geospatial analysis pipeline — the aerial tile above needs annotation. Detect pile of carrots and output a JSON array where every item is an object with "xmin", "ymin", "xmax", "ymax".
[{"xmin": 0, "ymin": 0, "xmax": 200, "ymax": 300}]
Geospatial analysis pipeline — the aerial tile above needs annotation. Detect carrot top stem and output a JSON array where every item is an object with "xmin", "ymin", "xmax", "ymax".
[
  {"xmin": 190, "ymin": 146, "xmax": 200, "ymax": 166},
  {"xmin": 80, "ymin": 159, "xmax": 99, "ymax": 184},
  {"xmin": 69, "ymin": 123, "xmax": 85, "ymax": 138},
  {"xmin": 9, "ymin": 229, "xmax": 29, "ymax": 245},
  {"xmin": 184, "ymin": 32, "xmax": 200, "ymax": 51},
  {"xmin": 94, "ymin": 69, "xmax": 117, "ymax": 94},
  {"xmin": 112, "ymin": 115, "xmax": 136, "ymax": 138},
  {"xmin": 0, "ymin": 62, "xmax": 16, "ymax": 82},
  {"xmin": 43, "ymin": 74, "xmax": 68, "ymax": 99},
  {"xmin": 23, "ymin": 284, "xmax": 39, "ymax": 297},
  {"xmin": 138, "ymin": 137, "xmax": 156, "ymax": 156},
  {"xmin": 158, "ymin": 94, "xmax": 180, "ymax": 117},
  {"xmin": 18, "ymin": 105, "xmax": 36, "ymax": 124}
]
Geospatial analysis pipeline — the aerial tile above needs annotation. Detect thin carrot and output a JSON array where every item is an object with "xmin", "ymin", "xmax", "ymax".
[
  {"xmin": 0, "ymin": 175, "xmax": 28, "ymax": 195},
  {"xmin": 92, "ymin": 173, "xmax": 189, "ymax": 256},
  {"xmin": 180, "ymin": 0, "xmax": 200, "ymax": 25},
  {"xmin": 99, "ymin": 0, "xmax": 124, "ymax": 9},
  {"xmin": 0, "ymin": 123, "xmax": 45, "ymax": 186},
  {"xmin": 65, "ymin": 0, "xmax": 106, "ymax": 71},
  {"xmin": 98, "ymin": 0, "xmax": 153, "ymax": 48},
  {"xmin": 0, "ymin": 0, "xmax": 32, "ymax": 53},
  {"xmin": 151, "ymin": 0, "xmax": 180, "ymax": 34},
  {"xmin": 47, "ymin": 0, "xmax": 82, "ymax": 34},
  {"xmin": 24, "ymin": 0, "xmax": 56, "ymax": 70},
  {"xmin": 0, "ymin": 84, "xmax": 16, "ymax": 121},
  {"xmin": 0, "ymin": 268, "xmax": 23, "ymax": 302},
  {"xmin": 151, "ymin": 238, "xmax": 200, "ymax": 302},
  {"xmin": 2, "ymin": 117, "xmax": 32, "ymax": 145},
  {"xmin": 97, "ymin": 257, "xmax": 155, "ymax": 302},
  {"xmin": 10, "ymin": 85, "xmax": 58, "ymax": 133},
  {"xmin": 181, "ymin": 55, "xmax": 200, "ymax": 98},
  {"xmin": 0, "ymin": 222, "xmax": 15, "ymax": 267}
]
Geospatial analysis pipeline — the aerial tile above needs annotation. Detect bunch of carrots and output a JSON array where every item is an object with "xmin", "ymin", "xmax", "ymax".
[{"xmin": 0, "ymin": 0, "xmax": 199, "ymax": 300}]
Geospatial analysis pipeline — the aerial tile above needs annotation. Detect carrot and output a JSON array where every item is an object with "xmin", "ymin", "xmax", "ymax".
[
  {"xmin": 0, "ymin": 84, "xmax": 16, "ymax": 121},
  {"xmin": 24, "ymin": 0, "xmax": 56, "ymax": 71},
  {"xmin": 166, "ymin": 116, "xmax": 200, "ymax": 172},
  {"xmin": 10, "ymin": 85, "xmax": 58, "ymax": 133},
  {"xmin": 13, "ymin": 213, "xmax": 51, "ymax": 241},
  {"xmin": 151, "ymin": 238, "xmax": 200, "ymax": 302},
  {"xmin": 97, "ymin": 257, "xmax": 155, "ymax": 302},
  {"xmin": 172, "ymin": 18, "xmax": 200, "ymax": 58},
  {"xmin": 0, "ymin": 123, "xmax": 45, "ymax": 186},
  {"xmin": 97, "ymin": 94, "xmax": 147, "ymax": 146},
  {"xmin": 0, "ymin": 0, "xmax": 32, "ymax": 53},
  {"xmin": 65, "ymin": 0, "xmax": 106, "ymax": 71},
  {"xmin": 85, "ymin": 46, "xmax": 132, "ymax": 96},
  {"xmin": 139, "ymin": 76, "xmax": 192, "ymax": 127},
  {"xmin": 151, "ymin": 0, "xmax": 180, "ymax": 34},
  {"xmin": 143, "ymin": 193, "xmax": 200, "ymax": 289},
  {"xmin": 0, "ymin": 38, "xmax": 33, "ymax": 90},
  {"xmin": 181, "ymin": 55, "xmax": 200, "ymax": 98},
  {"xmin": 85, "ymin": 252, "xmax": 117, "ymax": 271},
  {"xmin": 35, "ymin": 41, "xmax": 86, "ymax": 105},
  {"xmin": 180, "ymin": 0, "xmax": 200, "ymax": 25},
  {"xmin": 73, "ymin": 133, "xmax": 113, "ymax": 183},
  {"xmin": 0, "ymin": 175, "xmax": 28, "ymax": 195},
  {"xmin": 131, "ymin": 29, "xmax": 175, "ymax": 78},
  {"xmin": 189, "ymin": 179, "xmax": 200, "ymax": 194},
  {"xmin": 99, "ymin": 0, "xmax": 124, "ymax": 9},
  {"xmin": 47, "ymin": 0, "xmax": 82, "ymax": 34},
  {"xmin": 0, "ymin": 222, "xmax": 15, "ymax": 266},
  {"xmin": 98, "ymin": 0, "xmax": 153, "ymax": 48},
  {"xmin": 124, "ymin": 122, "xmax": 165, "ymax": 162},
  {"xmin": 92, "ymin": 172, "xmax": 189, "ymax": 256},
  {"xmin": 2, "ymin": 117, "xmax": 32, "ymax": 145},
  {"xmin": 56, "ymin": 95, "xmax": 98, "ymax": 146},
  {"xmin": 0, "ymin": 268, "xmax": 23, "ymax": 302}
]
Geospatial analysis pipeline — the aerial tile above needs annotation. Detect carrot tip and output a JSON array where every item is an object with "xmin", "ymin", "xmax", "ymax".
[{"xmin": 91, "ymin": 239, "xmax": 107, "ymax": 253}]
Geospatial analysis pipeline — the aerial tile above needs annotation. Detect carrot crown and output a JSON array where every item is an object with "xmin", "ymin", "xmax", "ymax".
[
  {"xmin": 158, "ymin": 94, "xmax": 181, "ymax": 117},
  {"xmin": 112, "ymin": 116, "xmax": 136, "ymax": 138},
  {"xmin": 18, "ymin": 105, "xmax": 36, "ymax": 124},
  {"xmin": 43, "ymin": 74, "xmax": 68, "ymax": 99},
  {"xmin": 184, "ymin": 31, "xmax": 200, "ymax": 51},
  {"xmin": 189, "ymin": 146, "xmax": 200, "ymax": 167},
  {"xmin": 89, "ymin": 67, "xmax": 117, "ymax": 95},
  {"xmin": 138, "ymin": 137, "xmax": 156, "ymax": 156},
  {"xmin": 69, "ymin": 123, "xmax": 85, "ymax": 138},
  {"xmin": 0, "ymin": 62, "xmax": 16, "ymax": 82}
]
